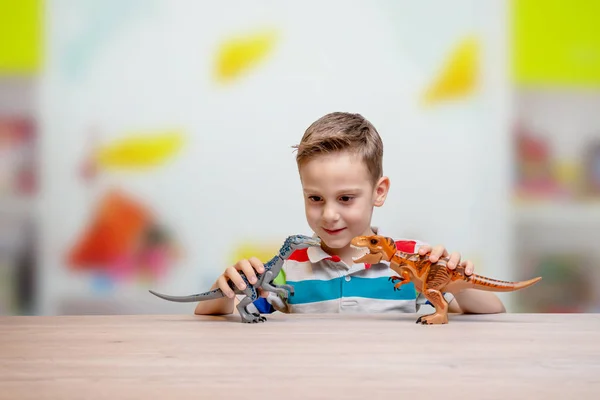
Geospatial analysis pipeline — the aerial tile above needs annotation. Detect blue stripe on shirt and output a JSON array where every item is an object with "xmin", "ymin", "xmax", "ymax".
[{"xmin": 284, "ymin": 277, "xmax": 416, "ymax": 304}]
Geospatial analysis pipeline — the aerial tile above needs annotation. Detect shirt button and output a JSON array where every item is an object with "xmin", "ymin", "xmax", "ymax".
[{"xmin": 345, "ymin": 276, "xmax": 351, "ymax": 282}]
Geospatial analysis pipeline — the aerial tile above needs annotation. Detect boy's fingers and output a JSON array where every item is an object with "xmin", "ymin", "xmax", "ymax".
[
  {"xmin": 258, "ymin": 289, "xmax": 269, "ymax": 298},
  {"xmin": 237, "ymin": 259, "xmax": 258, "ymax": 284},
  {"xmin": 447, "ymin": 252, "xmax": 461, "ymax": 269},
  {"xmin": 418, "ymin": 245, "xmax": 431, "ymax": 255},
  {"xmin": 248, "ymin": 257, "xmax": 265, "ymax": 274},
  {"xmin": 464, "ymin": 260, "xmax": 474, "ymax": 275},
  {"xmin": 217, "ymin": 275, "xmax": 235, "ymax": 298},
  {"xmin": 428, "ymin": 245, "xmax": 446, "ymax": 262},
  {"xmin": 225, "ymin": 266, "xmax": 247, "ymax": 291}
]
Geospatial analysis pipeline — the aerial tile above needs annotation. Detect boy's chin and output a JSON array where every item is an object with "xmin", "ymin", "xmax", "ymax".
[{"xmin": 319, "ymin": 236, "xmax": 352, "ymax": 251}]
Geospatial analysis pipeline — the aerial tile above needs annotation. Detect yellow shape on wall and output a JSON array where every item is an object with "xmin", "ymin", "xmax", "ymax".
[
  {"xmin": 0, "ymin": 0, "xmax": 41, "ymax": 75},
  {"xmin": 513, "ymin": 0, "xmax": 600, "ymax": 87},
  {"xmin": 231, "ymin": 241, "xmax": 280, "ymax": 265},
  {"xmin": 214, "ymin": 28, "xmax": 278, "ymax": 83},
  {"xmin": 96, "ymin": 131, "xmax": 185, "ymax": 170},
  {"xmin": 422, "ymin": 36, "xmax": 479, "ymax": 105}
]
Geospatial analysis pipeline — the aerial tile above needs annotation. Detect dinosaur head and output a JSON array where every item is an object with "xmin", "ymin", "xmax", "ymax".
[
  {"xmin": 287, "ymin": 234, "xmax": 321, "ymax": 249},
  {"xmin": 350, "ymin": 235, "xmax": 397, "ymax": 264},
  {"xmin": 278, "ymin": 234, "xmax": 322, "ymax": 257}
]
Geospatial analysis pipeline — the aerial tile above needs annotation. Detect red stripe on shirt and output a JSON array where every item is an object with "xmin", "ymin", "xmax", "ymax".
[{"xmin": 395, "ymin": 240, "xmax": 417, "ymax": 253}]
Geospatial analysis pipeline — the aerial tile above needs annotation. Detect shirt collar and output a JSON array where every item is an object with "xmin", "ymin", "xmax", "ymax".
[
  {"xmin": 307, "ymin": 245, "xmax": 335, "ymax": 263},
  {"xmin": 307, "ymin": 231, "xmax": 335, "ymax": 262}
]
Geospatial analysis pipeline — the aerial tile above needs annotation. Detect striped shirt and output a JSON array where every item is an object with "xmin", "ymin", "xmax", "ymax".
[{"xmin": 250, "ymin": 231, "xmax": 453, "ymax": 315}]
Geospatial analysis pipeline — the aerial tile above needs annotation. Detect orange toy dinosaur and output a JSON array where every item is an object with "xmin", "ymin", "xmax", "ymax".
[{"xmin": 351, "ymin": 235, "xmax": 542, "ymax": 325}]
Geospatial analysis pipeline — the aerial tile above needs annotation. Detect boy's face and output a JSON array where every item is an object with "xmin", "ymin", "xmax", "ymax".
[{"xmin": 299, "ymin": 151, "xmax": 389, "ymax": 255}]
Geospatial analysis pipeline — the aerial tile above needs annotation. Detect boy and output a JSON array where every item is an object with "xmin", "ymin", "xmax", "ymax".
[{"xmin": 195, "ymin": 112, "xmax": 506, "ymax": 316}]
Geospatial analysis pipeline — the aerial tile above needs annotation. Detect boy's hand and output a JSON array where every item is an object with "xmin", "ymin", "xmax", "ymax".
[
  {"xmin": 216, "ymin": 257, "xmax": 267, "ymax": 299},
  {"xmin": 417, "ymin": 245, "xmax": 474, "ymax": 275}
]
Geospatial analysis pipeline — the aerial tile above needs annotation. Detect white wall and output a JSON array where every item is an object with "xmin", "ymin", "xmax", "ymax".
[{"xmin": 38, "ymin": 0, "xmax": 512, "ymax": 314}]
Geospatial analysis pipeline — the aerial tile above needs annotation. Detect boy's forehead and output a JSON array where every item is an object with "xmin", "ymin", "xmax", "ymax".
[{"xmin": 299, "ymin": 152, "xmax": 372, "ymax": 188}]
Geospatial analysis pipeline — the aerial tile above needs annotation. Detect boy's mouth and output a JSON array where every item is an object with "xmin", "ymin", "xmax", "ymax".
[{"xmin": 322, "ymin": 227, "xmax": 346, "ymax": 235}]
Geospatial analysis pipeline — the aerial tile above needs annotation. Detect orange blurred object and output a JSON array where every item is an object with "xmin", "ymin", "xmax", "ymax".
[{"xmin": 67, "ymin": 189, "xmax": 151, "ymax": 269}]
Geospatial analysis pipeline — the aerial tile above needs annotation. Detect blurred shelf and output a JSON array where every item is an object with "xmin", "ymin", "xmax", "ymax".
[
  {"xmin": 513, "ymin": 201, "xmax": 600, "ymax": 225},
  {"xmin": 0, "ymin": 196, "xmax": 37, "ymax": 217}
]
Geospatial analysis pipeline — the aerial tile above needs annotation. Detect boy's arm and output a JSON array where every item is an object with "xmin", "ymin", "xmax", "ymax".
[
  {"xmin": 194, "ymin": 282, "xmax": 235, "ymax": 315},
  {"xmin": 450, "ymin": 290, "xmax": 506, "ymax": 314}
]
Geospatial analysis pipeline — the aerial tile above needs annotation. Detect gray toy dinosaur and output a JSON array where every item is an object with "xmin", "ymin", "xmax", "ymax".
[{"xmin": 149, "ymin": 234, "xmax": 321, "ymax": 323}]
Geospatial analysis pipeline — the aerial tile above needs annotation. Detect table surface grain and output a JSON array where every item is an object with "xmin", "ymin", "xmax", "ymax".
[{"xmin": 1, "ymin": 312, "xmax": 599, "ymax": 399}]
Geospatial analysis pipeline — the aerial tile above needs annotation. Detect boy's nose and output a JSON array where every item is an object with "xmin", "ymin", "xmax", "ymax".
[{"xmin": 322, "ymin": 205, "xmax": 340, "ymax": 222}]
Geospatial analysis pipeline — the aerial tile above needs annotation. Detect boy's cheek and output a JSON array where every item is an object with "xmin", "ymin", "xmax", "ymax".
[{"xmin": 304, "ymin": 213, "xmax": 320, "ymax": 229}]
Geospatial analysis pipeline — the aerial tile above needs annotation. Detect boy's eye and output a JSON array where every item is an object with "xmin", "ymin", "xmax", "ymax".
[
  {"xmin": 308, "ymin": 196, "xmax": 322, "ymax": 202},
  {"xmin": 339, "ymin": 196, "xmax": 354, "ymax": 202}
]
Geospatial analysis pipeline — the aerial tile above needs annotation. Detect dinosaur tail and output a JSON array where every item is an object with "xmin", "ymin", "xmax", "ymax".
[
  {"xmin": 148, "ymin": 288, "xmax": 226, "ymax": 302},
  {"xmin": 466, "ymin": 274, "xmax": 542, "ymax": 292}
]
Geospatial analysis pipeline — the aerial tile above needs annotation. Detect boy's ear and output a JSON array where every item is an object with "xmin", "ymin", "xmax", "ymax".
[{"xmin": 373, "ymin": 176, "xmax": 390, "ymax": 207}]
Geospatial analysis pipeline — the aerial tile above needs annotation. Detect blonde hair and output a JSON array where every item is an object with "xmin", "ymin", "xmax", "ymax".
[{"xmin": 292, "ymin": 112, "xmax": 383, "ymax": 184}]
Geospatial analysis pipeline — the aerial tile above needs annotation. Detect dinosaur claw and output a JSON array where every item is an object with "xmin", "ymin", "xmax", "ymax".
[{"xmin": 243, "ymin": 315, "xmax": 267, "ymax": 323}]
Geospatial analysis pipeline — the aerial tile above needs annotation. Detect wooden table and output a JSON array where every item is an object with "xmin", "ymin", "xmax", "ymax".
[{"xmin": 1, "ymin": 313, "xmax": 599, "ymax": 399}]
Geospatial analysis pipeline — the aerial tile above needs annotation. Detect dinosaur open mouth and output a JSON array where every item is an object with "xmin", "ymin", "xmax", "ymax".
[
  {"xmin": 307, "ymin": 238, "xmax": 322, "ymax": 247},
  {"xmin": 350, "ymin": 244, "xmax": 382, "ymax": 264}
]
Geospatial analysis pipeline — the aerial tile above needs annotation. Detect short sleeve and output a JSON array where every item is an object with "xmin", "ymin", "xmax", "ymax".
[
  {"xmin": 247, "ymin": 293, "xmax": 288, "ymax": 314},
  {"xmin": 252, "ymin": 297, "xmax": 276, "ymax": 314},
  {"xmin": 264, "ymin": 291, "xmax": 289, "ymax": 313}
]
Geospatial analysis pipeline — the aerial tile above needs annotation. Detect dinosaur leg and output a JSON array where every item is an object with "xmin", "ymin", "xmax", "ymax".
[
  {"xmin": 416, "ymin": 289, "xmax": 449, "ymax": 325},
  {"xmin": 236, "ymin": 287, "xmax": 266, "ymax": 323},
  {"xmin": 279, "ymin": 284, "xmax": 294, "ymax": 296},
  {"xmin": 260, "ymin": 281, "xmax": 289, "ymax": 298},
  {"xmin": 415, "ymin": 264, "xmax": 452, "ymax": 325},
  {"xmin": 388, "ymin": 270, "xmax": 411, "ymax": 291},
  {"xmin": 260, "ymin": 271, "xmax": 292, "ymax": 298}
]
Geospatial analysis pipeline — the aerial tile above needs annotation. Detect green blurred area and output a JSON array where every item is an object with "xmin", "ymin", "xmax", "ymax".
[
  {"xmin": 0, "ymin": 0, "xmax": 42, "ymax": 76},
  {"xmin": 512, "ymin": 0, "xmax": 600, "ymax": 87}
]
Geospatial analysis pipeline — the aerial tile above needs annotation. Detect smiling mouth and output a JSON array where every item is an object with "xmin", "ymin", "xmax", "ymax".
[{"xmin": 323, "ymin": 227, "xmax": 346, "ymax": 235}]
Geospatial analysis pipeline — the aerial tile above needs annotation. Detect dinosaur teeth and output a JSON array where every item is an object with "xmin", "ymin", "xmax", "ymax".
[{"xmin": 351, "ymin": 246, "xmax": 370, "ymax": 261}]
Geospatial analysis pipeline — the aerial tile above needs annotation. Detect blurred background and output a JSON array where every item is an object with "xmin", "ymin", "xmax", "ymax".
[{"xmin": 0, "ymin": 0, "xmax": 598, "ymax": 316}]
